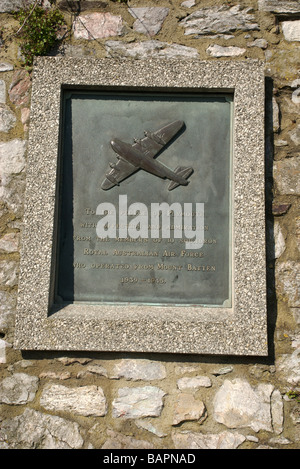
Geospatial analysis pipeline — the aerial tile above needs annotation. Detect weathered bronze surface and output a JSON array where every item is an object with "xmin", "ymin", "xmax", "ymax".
[
  {"xmin": 56, "ymin": 90, "xmax": 232, "ymax": 307},
  {"xmin": 101, "ymin": 121, "xmax": 193, "ymax": 191}
]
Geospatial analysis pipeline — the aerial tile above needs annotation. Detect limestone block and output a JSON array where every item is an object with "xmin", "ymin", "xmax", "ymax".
[
  {"xmin": 0, "ymin": 0, "xmax": 34, "ymax": 13},
  {"xmin": 271, "ymin": 389, "xmax": 284, "ymax": 434},
  {"xmin": 247, "ymin": 38, "xmax": 268, "ymax": 49},
  {"xmin": 0, "ymin": 339, "xmax": 9, "ymax": 364},
  {"xmin": 40, "ymin": 383, "xmax": 108, "ymax": 416},
  {"xmin": 258, "ymin": 0, "xmax": 300, "ymax": 14},
  {"xmin": 272, "ymin": 97, "xmax": 280, "ymax": 132},
  {"xmin": 0, "ymin": 290, "xmax": 16, "ymax": 330},
  {"xmin": 0, "ymin": 63, "xmax": 13, "ymax": 72},
  {"xmin": 111, "ymin": 359, "xmax": 166, "ymax": 381},
  {"xmin": 266, "ymin": 48, "xmax": 299, "ymax": 81},
  {"xmin": 0, "ymin": 139, "xmax": 26, "ymax": 213},
  {"xmin": 0, "ymin": 232, "xmax": 20, "ymax": 253},
  {"xmin": 0, "ymin": 408, "xmax": 84, "ymax": 449},
  {"xmin": 0, "ymin": 80, "xmax": 5, "ymax": 104},
  {"xmin": 290, "ymin": 125, "xmax": 300, "ymax": 145},
  {"xmin": 106, "ymin": 40, "xmax": 199, "ymax": 59},
  {"xmin": 135, "ymin": 419, "xmax": 167, "ymax": 438},
  {"xmin": 0, "ymin": 260, "xmax": 18, "ymax": 287},
  {"xmin": 282, "ymin": 20, "xmax": 300, "ymax": 41},
  {"xmin": 181, "ymin": 0, "xmax": 196, "ymax": 7},
  {"xmin": 173, "ymin": 393, "xmax": 207, "ymax": 425},
  {"xmin": 273, "ymin": 157, "xmax": 300, "ymax": 195},
  {"xmin": 39, "ymin": 371, "xmax": 71, "ymax": 380},
  {"xmin": 276, "ymin": 349, "xmax": 300, "ymax": 386},
  {"xmin": 112, "ymin": 386, "xmax": 165, "ymax": 419},
  {"xmin": 21, "ymin": 107, "xmax": 30, "ymax": 125},
  {"xmin": 180, "ymin": 5, "xmax": 259, "ymax": 36},
  {"xmin": 129, "ymin": 7, "xmax": 169, "ymax": 36},
  {"xmin": 213, "ymin": 379, "xmax": 274, "ymax": 432},
  {"xmin": 0, "ymin": 139, "xmax": 26, "ymax": 176},
  {"xmin": 0, "ymin": 175, "xmax": 25, "ymax": 214},
  {"xmin": 0, "ymin": 373, "xmax": 39, "ymax": 405},
  {"xmin": 274, "ymin": 221, "xmax": 286, "ymax": 259},
  {"xmin": 177, "ymin": 376, "xmax": 212, "ymax": 390},
  {"xmin": 276, "ymin": 261, "xmax": 300, "ymax": 307},
  {"xmin": 102, "ymin": 429, "xmax": 155, "ymax": 449},
  {"xmin": 291, "ymin": 79, "xmax": 300, "ymax": 105},
  {"xmin": 172, "ymin": 430, "xmax": 246, "ymax": 449},
  {"xmin": 207, "ymin": 45, "xmax": 246, "ymax": 57},
  {"xmin": 8, "ymin": 70, "xmax": 31, "ymax": 107},
  {"xmin": 0, "ymin": 104, "xmax": 16, "ymax": 133},
  {"xmin": 73, "ymin": 12, "xmax": 124, "ymax": 40}
]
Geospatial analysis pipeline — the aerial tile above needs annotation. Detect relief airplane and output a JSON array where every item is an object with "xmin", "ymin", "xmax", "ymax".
[{"xmin": 101, "ymin": 120, "xmax": 193, "ymax": 191}]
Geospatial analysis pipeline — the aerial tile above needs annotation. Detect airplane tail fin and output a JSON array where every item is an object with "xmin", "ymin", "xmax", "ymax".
[{"xmin": 168, "ymin": 166, "xmax": 193, "ymax": 191}]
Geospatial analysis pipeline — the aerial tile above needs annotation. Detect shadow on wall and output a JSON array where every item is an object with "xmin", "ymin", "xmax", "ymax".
[{"xmin": 265, "ymin": 76, "xmax": 277, "ymax": 363}]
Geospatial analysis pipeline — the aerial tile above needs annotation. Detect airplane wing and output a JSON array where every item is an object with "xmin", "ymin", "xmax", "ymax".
[
  {"xmin": 101, "ymin": 121, "xmax": 184, "ymax": 190},
  {"xmin": 101, "ymin": 157, "xmax": 139, "ymax": 190}
]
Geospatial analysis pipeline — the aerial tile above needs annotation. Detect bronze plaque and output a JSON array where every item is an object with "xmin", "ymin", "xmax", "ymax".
[{"xmin": 56, "ymin": 90, "xmax": 232, "ymax": 307}]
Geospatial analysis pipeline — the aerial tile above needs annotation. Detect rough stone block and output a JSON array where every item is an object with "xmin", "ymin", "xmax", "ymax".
[
  {"xmin": 276, "ymin": 261, "xmax": 300, "ymax": 307},
  {"xmin": 0, "ymin": 139, "xmax": 26, "ymax": 176},
  {"xmin": 282, "ymin": 20, "xmax": 300, "ymax": 41},
  {"xmin": 177, "ymin": 376, "xmax": 212, "ymax": 390},
  {"xmin": 258, "ymin": 0, "xmax": 300, "ymax": 14},
  {"xmin": 0, "ymin": 104, "xmax": 16, "ymax": 133},
  {"xmin": 0, "ymin": 290, "xmax": 17, "ymax": 330},
  {"xmin": 129, "ymin": 7, "xmax": 169, "ymax": 36},
  {"xmin": 206, "ymin": 44, "xmax": 246, "ymax": 57},
  {"xmin": 0, "ymin": 260, "xmax": 18, "ymax": 287},
  {"xmin": 172, "ymin": 430, "xmax": 246, "ymax": 449},
  {"xmin": 73, "ymin": 12, "xmax": 124, "ymax": 40},
  {"xmin": 106, "ymin": 40, "xmax": 199, "ymax": 59},
  {"xmin": 213, "ymin": 379, "xmax": 275, "ymax": 432},
  {"xmin": 273, "ymin": 157, "xmax": 300, "ymax": 195},
  {"xmin": 112, "ymin": 386, "xmax": 165, "ymax": 419},
  {"xmin": 0, "ymin": 373, "xmax": 38, "ymax": 405},
  {"xmin": 0, "ymin": 408, "xmax": 84, "ymax": 449},
  {"xmin": 0, "ymin": 339, "xmax": 8, "ymax": 363},
  {"xmin": 173, "ymin": 393, "xmax": 207, "ymax": 425},
  {"xmin": 40, "ymin": 383, "xmax": 108, "ymax": 416},
  {"xmin": 0, "ymin": 0, "xmax": 34, "ymax": 12},
  {"xmin": 111, "ymin": 359, "xmax": 166, "ymax": 381},
  {"xmin": 0, "ymin": 63, "xmax": 13, "ymax": 72},
  {"xmin": 180, "ymin": 5, "xmax": 259, "ymax": 36},
  {"xmin": 0, "ymin": 232, "xmax": 20, "ymax": 253},
  {"xmin": 276, "ymin": 349, "xmax": 300, "ymax": 386},
  {"xmin": 8, "ymin": 70, "xmax": 31, "ymax": 107},
  {"xmin": 102, "ymin": 429, "xmax": 155, "ymax": 449}
]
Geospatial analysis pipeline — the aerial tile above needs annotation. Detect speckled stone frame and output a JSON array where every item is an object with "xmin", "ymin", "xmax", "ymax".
[{"xmin": 14, "ymin": 57, "xmax": 268, "ymax": 356}]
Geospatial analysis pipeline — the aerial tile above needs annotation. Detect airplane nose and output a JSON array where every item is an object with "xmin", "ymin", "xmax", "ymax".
[
  {"xmin": 111, "ymin": 139, "xmax": 123, "ymax": 154},
  {"xmin": 111, "ymin": 139, "xmax": 119, "ymax": 154}
]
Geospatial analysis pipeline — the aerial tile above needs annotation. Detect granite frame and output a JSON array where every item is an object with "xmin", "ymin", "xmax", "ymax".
[{"xmin": 14, "ymin": 57, "xmax": 268, "ymax": 355}]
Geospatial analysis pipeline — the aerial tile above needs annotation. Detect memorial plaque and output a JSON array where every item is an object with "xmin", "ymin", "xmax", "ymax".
[
  {"xmin": 14, "ymin": 58, "xmax": 268, "ymax": 356},
  {"xmin": 56, "ymin": 91, "xmax": 232, "ymax": 307}
]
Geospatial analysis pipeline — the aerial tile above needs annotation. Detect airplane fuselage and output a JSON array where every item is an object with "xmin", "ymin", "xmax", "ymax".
[{"xmin": 110, "ymin": 139, "xmax": 189, "ymax": 186}]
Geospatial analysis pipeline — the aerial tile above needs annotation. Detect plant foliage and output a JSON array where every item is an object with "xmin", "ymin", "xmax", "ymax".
[
  {"xmin": 287, "ymin": 390, "xmax": 300, "ymax": 402},
  {"xmin": 15, "ymin": 5, "xmax": 65, "ymax": 66}
]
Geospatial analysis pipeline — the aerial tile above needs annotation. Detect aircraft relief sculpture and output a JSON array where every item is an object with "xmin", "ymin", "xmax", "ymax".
[{"xmin": 101, "ymin": 120, "xmax": 193, "ymax": 191}]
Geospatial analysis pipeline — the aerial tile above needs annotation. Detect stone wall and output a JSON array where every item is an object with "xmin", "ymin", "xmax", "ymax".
[{"xmin": 0, "ymin": 0, "xmax": 299, "ymax": 450}]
